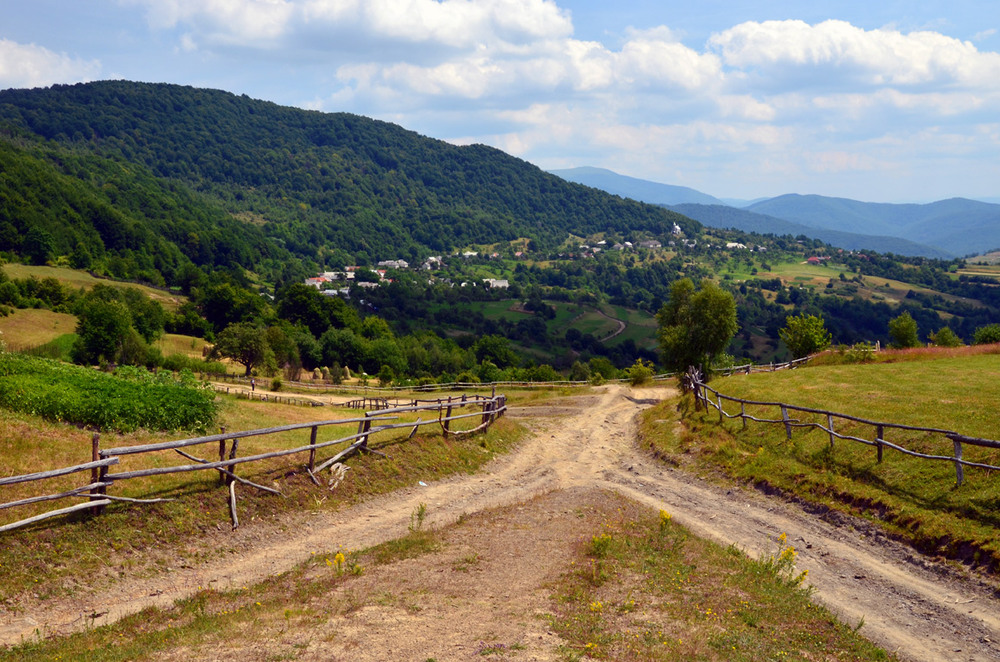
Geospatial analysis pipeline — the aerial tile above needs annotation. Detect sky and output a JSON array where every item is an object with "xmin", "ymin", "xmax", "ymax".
[{"xmin": 2, "ymin": 1, "xmax": 999, "ymax": 203}]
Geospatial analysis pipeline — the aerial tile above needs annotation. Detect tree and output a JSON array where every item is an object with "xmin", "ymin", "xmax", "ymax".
[
  {"xmin": 888, "ymin": 311, "xmax": 919, "ymax": 349},
  {"xmin": 657, "ymin": 278, "xmax": 738, "ymax": 375},
  {"xmin": 779, "ymin": 313, "xmax": 832, "ymax": 358},
  {"xmin": 23, "ymin": 226, "xmax": 55, "ymax": 266},
  {"xmin": 929, "ymin": 327, "xmax": 961, "ymax": 348},
  {"xmin": 472, "ymin": 334, "xmax": 519, "ymax": 369},
  {"xmin": 210, "ymin": 322, "xmax": 272, "ymax": 376},
  {"xmin": 71, "ymin": 299, "xmax": 134, "ymax": 365},
  {"xmin": 973, "ymin": 324, "xmax": 1000, "ymax": 345}
]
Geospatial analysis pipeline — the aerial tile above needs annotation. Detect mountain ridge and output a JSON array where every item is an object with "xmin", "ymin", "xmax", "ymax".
[{"xmin": 550, "ymin": 168, "xmax": 999, "ymax": 258}]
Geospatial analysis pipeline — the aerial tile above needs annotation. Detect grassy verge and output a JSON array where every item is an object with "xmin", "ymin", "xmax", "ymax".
[
  {"xmin": 643, "ymin": 352, "xmax": 1000, "ymax": 573},
  {"xmin": 0, "ymin": 393, "xmax": 524, "ymax": 605},
  {"xmin": 1, "ymin": 521, "xmax": 441, "ymax": 662},
  {"xmin": 547, "ymin": 498, "xmax": 890, "ymax": 661}
]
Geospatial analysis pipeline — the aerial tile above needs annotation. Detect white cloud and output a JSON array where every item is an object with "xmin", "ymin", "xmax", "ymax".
[
  {"xmin": 128, "ymin": 0, "xmax": 572, "ymax": 50},
  {"xmin": 130, "ymin": 0, "xmax": 295, "ymax": 43},
  {"xmin": 709, "ymin": 19, "xmax": 1000, "ymax": 90},
  {"xmin": 0, "ymin": 39, "xmax": 101, "ymax": 89}
]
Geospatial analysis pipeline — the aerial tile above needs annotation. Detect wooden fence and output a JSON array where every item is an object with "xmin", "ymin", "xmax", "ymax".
[
  {"xmin": 713, "ymin": 356, "xmax": 812, "ymax": 377},
  {"xmin": 0, "ymin": 394, "xmax": 507, "ymax": 534},
  {"xmin": 689, "ymin": 376, "xmax": 999, "ymax": 486},
  {"xmin": 208, "ymin": 373, "xmax": 676, "ymax": 395}
]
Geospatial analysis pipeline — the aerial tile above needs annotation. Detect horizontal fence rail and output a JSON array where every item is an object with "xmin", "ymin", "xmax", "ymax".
[
  {"xmin": 0, "ymin": 395, "xmax": 507, "ymax": 534},
  {"xmin": 690, "ymin": 376, "xmax": 996, "ymax": 486},
  {"xmin": 207, "ymin": 373, "xmax": 675, "ymax": 395}
]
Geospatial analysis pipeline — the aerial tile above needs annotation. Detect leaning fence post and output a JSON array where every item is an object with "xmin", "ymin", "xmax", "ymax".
[
  {"xmin": 309, "ymin": 425, "xmax": 318, "ymax": 472},
  {"xmin": 740, "ymin": 401, "xmax": 747, "ymax": 430},
  {"xmin": 781, "ymin": 406, "xmax": 791, "ymax": 439},
  {"xmin": 876, "ymin": 425, "xmax": 884, "ymax": 463},
  {"xmin": 953, "ymin": 438, "xmax": 964, "ymax": 486},
  {"xmin": 227, "ymin": 436, "xmax": 240, "ymax": 485},
  {"xmin": 827, "ymin": 414, "xmax": 835, "ymax": 448},
  {"xmin": 717, "ymin": 393, "xmax": 724, "ymax": 423}
]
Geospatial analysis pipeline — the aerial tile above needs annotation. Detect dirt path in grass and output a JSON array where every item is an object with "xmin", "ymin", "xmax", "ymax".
[{"xmin": 3, "ymin": 385, "xmax": 999, "ymax": 660}]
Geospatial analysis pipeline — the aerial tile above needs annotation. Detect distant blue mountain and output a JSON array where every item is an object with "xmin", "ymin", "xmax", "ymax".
[
  {"xmin": 549, "ymin": 166, "xmax": 723, "ymax": 206},
  {"xmin": 668, "ymin": 204, "xmax": 953, "ymax": 259},
  {"xmin": 550, "ymin": 166, "xmax": 999, "ymax": 258},
  {"xmin": 747, "ymin": 195, "xmax": 1000, "ymax": 257}
]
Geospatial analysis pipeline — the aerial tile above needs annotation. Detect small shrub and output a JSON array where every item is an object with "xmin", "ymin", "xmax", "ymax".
[
  {"xmin": 973, "ymin": 323, "xmax": 1000, "ymax": 345},
  {"xmin": 626, "ymin": 358, "xmax": 654, "ymax": 385}
]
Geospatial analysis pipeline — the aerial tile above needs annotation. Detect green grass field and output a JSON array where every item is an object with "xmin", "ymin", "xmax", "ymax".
[{"xmin": 645, "ymin": 350, "xmax": 1000, "ymax": 572}]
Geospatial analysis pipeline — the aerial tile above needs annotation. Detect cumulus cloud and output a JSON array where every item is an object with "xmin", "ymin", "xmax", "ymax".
[
  {"xmin": 0, "ymin": 39, "xmax": 101, "ymax": 89},
  {"xmin": 127, "ymin": 0, "xmax": 573, "ymax": 50},
  {"xmin": 709, "ymin": 19, "xmax": 1000, "ymax": 90}
]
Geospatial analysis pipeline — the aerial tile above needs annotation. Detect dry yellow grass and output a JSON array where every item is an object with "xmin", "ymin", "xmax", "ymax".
[
  {"xmin": 154, "ymin": 333, "xmax": 210, "ymax": 359},
  {"xmin": 0, "ymin": 309, "xmax": 77, "ymax": 348},
  {"xmin": 3, "ymin": 264, "xmax": 187, "ymax": 311}
]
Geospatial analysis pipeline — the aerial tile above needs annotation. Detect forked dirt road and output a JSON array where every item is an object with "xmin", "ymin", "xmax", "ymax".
[{"xmin": 2, "ymin": 385, "xmax": 999, "ymax": 660}]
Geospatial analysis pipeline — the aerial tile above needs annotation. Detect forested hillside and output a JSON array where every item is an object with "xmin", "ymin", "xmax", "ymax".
[{"xmin": 0, "ymin": 81, "xmax": 696, "ymax": 282}]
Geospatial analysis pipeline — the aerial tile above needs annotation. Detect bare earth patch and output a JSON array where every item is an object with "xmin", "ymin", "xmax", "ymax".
[{"xmin": 2, "ymin": 385, "xmax": 999, "ymax": 661}]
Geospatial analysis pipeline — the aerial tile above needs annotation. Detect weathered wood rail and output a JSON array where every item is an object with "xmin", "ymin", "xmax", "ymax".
[
  {"xmin": 209, "ymin": 374, "xmax": 675, "ymax": 395},
  {"xmin": 690, "ymin": 376, "xmax": 998, "ymax": 486},
  {"xmin": 0, "ymin": 394, "xmax": 507, "ymax": 534},
  {"xmin": 713, "ymin": 356, "xmax": 812, "ymax": 377}
]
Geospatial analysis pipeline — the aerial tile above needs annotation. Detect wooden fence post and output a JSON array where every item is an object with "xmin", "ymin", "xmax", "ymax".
[
  {"xmin": 827, "ymin": 414, "xmax": 835, "ymax": 448},
  {"xmin": 309, "ymin": 425, "xmax": 318, "ymax": 473},
  {"xmin": 218, "ymin": 426, "xmax": 227, "ymax": 485},
  {"xmin": 953, "ymin": 439, "xmax": 964, "ymax": 486},
  {"xmin": 90, "ymin": 433, "xmax": 102, "ymax": 516},
  {"xmin": 227, "ymin": 436, "xmax": 239, "ymax": 485},
  {"xmin": 356, "ymin": 415, "xmax": 372, "ymax": 449},
  {"xmin": 876, "ymin": 425, "xmax": 884, "ymax": 463},
  {"xmin": 444, "ymin": 397, "xmax": 453, "ymax": 434},
  {"xmin": 781, "ymin": 406, "xmax": 792, "ymax": 440},
  {"xmin": 740, "ymin": 401, "xmax": 746, "ymax": 430},
  {"xmin": 717, "ymin": 393, "xmax": 724, "ymax": 423}
]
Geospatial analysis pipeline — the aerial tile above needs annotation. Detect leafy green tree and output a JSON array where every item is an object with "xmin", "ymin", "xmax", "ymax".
[
  {"xmin": 210, "ymin": 322, "xmax": 272, "ymax": 376},
  {"xmin": 377, "ymin": 364, "xmax": 395, "ymax": 386},
  {"xmin": 656, "ymin": 278, "xmax": 738, "ymax": 375},
  {"xmin": 568, "ymin": 360, "xmax": 591, "ymax": 382},
  {"xmin": 473, "ymin": 334, "xmax": 519, "ymax": 369},
  {"xmin": 888, "ymin": 311, "xmax": 920, "ymax": 349},
  {"xmin": 779, "ymin": 313, "xmax": 832, "ymax": 358},
  {"xmin": 973, "ymin": 324, "xmax": 1000, "ymax": 345},
  {"xmin": 588, "ymin": 356, "xmax": 619, "ymax": 381},
  {"xmin": 929, "ymin": 327, "xmax": 961, "ymax": 348},
  {"xmin": 23, "ymin": 226, "xmax": 55, "ymax": 265},
  {"xmin": 71, "ymin": 299, "xmax": 134, "ymax": 365},
  {"xmin": 477, "ymin": 359, "xmax": 504, "ymax": 384}
]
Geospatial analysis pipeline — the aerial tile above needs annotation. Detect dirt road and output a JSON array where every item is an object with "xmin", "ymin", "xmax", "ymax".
[{"xmin": 3, "ymin": 385, "xmax": 998, "ymax": 660}]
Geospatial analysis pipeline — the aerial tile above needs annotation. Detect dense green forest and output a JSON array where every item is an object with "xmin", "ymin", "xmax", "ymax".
[
  {"xmin": 0, "ymin": 81, "xmax": 695, "ymax": 281},
  {"xmin": 1, "ymin": 80, "xmax": 998, "ymax": 380}
]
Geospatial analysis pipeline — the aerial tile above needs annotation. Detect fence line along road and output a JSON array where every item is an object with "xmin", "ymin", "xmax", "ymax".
[
  {"xmin": 0, "ymin": 394, "xmax": 507, "ymax": 534},
  {"xmin": 689, "ymin": 372, "xmax": 997, "ymax": 486}
]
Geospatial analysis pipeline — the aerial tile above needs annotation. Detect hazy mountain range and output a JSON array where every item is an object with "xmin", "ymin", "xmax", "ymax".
[{"xmin": 551, "ymin": 166, "xmax": 1000, "ymax": 259}]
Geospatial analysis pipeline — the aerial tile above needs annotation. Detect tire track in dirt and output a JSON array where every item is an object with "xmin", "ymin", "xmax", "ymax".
[{"xmin": 3, "ymin": 385, "xmax": 998, "ymax": 661}]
